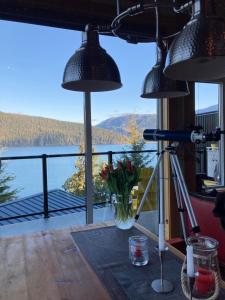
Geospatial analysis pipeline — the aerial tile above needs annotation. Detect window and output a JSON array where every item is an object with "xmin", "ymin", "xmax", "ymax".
[{"xmin": 195, "ymin": 83, "xmax": 224, "ymax": 191}]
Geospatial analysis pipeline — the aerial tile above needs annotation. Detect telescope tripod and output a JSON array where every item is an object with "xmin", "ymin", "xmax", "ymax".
[{"xmin": 135, "ymin": 143, "xmax": 200, "ymax": 242}]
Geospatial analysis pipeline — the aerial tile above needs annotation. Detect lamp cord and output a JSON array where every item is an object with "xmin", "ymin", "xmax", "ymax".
[
  {"xmin": 116, "ymin": 0, "xmax": 120, "ymax": 16},
  {"xmin": 155, "ymin": 3, "xmax": 167, "ymax": 61},
  {"xmin": 100, "ymin": 0, "xmax": 189, "ymax": 42},
  {"xmin": 155, "ymin": 4, "xmax": 159, "ymax": 44}
]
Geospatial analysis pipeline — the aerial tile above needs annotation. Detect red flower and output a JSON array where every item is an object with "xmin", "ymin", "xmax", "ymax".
[
  {"xmin": 117, "ymin": 161, "xmax": 123, "ymax": 169},
  {"xmin": 100, "ymin": 159, "xmax": 140, "ymax": 195},
  {"xmin": 126, "ymin": 160, "xmax": 132, "ymax": 171},
  {"xmin": 100, "ymin": 168, "xmax": 108, "ymax": 180}
]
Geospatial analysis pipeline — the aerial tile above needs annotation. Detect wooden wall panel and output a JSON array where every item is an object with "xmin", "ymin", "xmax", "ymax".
[{"xmin": 163, "ymin": 83, "xmax": 196, "ymax": 239}]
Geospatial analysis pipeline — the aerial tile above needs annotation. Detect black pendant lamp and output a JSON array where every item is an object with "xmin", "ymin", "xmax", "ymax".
[
  {"xmin": 164, "ymin": 0, "xmax": 225, "ymax": 82},
  {"xmin": 62, "ymin": 24, "xmax": 122, "ymax": 92},
  {"xmin": 141, "ymin": 7, "xmax": 189, "ymax": 99}
]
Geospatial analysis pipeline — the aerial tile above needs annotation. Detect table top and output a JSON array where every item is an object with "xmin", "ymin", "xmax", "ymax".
[
  {"xmin": 0, "ymin": 221, "xmax": 224, "ymax": 300},
  {"xmin": 0, "ymin": 222, "xmax": 112, "ymax": 300}
]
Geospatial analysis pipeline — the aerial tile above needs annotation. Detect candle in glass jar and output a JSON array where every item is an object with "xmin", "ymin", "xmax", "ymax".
[
  {"xmin": 158, "ymin": 223, "xmax": 165, "ymax": 251},
  {"xmin": 186, "ymin": 245, "xmax": 195, "ymax": 277},
  {"xmin": 129, "ymin": 236, "xmax": 149, "ymax": 266},
  {"xmin": 194, "ymin": 267, "xmax": 215, "ymax": 296}
]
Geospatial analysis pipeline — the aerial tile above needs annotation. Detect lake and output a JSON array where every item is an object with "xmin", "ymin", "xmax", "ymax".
[{"xmin": 0, "ymin": 143, "xmax": 157, "ymax": 198}]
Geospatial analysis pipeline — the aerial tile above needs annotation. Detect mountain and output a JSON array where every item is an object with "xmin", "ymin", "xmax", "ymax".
[
  {"xmin": 96, "ymin": 113, "xmax": 157, "ymax": 136},
  {"xmin": 196, "ymin": 104, "xmax": 218, "ymax": 114},
  {"xmin": 0, "ymin": 112, "xmax": 127, "ymax": 146}
]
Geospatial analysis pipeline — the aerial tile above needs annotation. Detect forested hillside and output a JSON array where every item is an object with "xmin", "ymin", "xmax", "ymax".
[
  {"xmin": 0, "ymin": 112, "xmax": 127, "ymax": 146},
  {"xmin": 96, "ymin": 113, "xmax": 157, "ymax": 136}
]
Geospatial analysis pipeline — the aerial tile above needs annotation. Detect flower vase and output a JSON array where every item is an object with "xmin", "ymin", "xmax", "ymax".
[{"xmin": 112, "ymin": 193, "xmax": 135, "ymax": 230}]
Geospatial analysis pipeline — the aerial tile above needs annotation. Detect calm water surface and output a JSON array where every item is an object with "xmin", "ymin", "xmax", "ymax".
[{"xmin": 1, "ymin": 143, "xmax": 157, "ymax": 198}]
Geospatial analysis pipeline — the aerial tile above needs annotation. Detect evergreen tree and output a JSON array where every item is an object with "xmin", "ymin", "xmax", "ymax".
[
  {"xmin": 63, "ymin": 145, "xmax": 108, "ymax": 202},
  {"xmin": 63, "ymin": 145, "xmax": 86, "ymax": 196},
  {"xmin": 0, "ymin": 166, "xmax": 17, "ymax": 203}
]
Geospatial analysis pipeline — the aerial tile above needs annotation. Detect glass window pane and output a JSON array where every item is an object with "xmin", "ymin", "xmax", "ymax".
[{"xmin": 195, "ymin": 83, "xmax": 221, "ymax": 191}]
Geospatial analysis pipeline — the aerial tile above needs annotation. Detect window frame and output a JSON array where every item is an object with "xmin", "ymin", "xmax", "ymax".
[
  {"xmin": 219, "ymin": 83, "xmax": 225, "ymax": 187},
  {"xmin": 195, "ymin": 82, "xmax": 224, "ymax": 188}
]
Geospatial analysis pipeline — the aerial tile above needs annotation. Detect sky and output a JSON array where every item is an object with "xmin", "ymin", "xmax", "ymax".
[{"xmin": 0, "ymin": 20, "xmax": 219, "ymax": 125}]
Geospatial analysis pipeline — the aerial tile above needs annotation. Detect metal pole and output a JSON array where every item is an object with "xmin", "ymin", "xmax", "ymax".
[
  {"xmin": 157, "ymin": 98, "xmax": 164, "ymax": 224},
  {"xmin": 108, "ymin": 151, "xmax": 113, "ymax": 165},
  {"xmin": 108, "ymin": 151, "xmax": 113, "ymax": 203},
  {"xmin": 159, "ymin": 152, "xmax": 164, "ymax": 224},
  {"xmin": 219, "ymin": 83, "xmax": 225, "ymax": 186},
  {"xmin": 84, "ymin": 92, "xmax": 94, "ymax": 224},
  {"xmin": 151, "ymin": 98, "xmax": 174, "ymax": 294},
  {"xmin": 42, "ymin": 154, "xmax": 49, "ymax": 218}
]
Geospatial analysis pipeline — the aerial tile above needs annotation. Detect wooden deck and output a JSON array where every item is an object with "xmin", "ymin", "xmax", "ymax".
[{"xmin": 0, "ymin": 189, "xmax": 105, "ymax": 226}]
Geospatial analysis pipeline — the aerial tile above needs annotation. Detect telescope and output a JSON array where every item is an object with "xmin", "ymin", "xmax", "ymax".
[{"xmin": 143, "ymin": 128, "xmax": 225, "ymax": 144}]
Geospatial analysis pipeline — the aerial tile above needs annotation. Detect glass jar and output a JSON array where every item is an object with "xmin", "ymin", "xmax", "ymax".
[
  {"xmin": 112, "ymin": 193, "xmax": 135, "ymax": 230},
  {"xmin": 181, "ymin": 236, "xmax": 221, "ymax": 299},
  {"xmin": 129, "ymin": 235, "xmax": 149, "ymax": 266}
]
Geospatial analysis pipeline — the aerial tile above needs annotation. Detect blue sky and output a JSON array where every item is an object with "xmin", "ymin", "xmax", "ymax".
[{"xmin": 0, "ymin": 20, "xmax": 219, "ymax": 125}]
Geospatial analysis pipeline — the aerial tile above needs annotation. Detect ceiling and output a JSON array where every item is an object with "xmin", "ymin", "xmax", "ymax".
[
  {"xmin": 0, "ymin": 1, "xmax": 224, "ymax": 43},
  {"xmin": 0, "ymin": 0, "xmax": 190, "ymax": 43}
]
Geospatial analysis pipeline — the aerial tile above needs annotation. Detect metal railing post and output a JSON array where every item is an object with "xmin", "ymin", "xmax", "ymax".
[
  {"xmin": 108, "ymin": 151, "xmax": 113, "ymax": 165},
  {"xmin": 42, "ymin": 154, "xmax": 49, "ymax": 218},
  {"xmin": 107, "ymin": 151, "xmax": 113, "ymax": 203}
]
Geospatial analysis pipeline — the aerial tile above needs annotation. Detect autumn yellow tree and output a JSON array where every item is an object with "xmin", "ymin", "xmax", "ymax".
[{"xmin": 122, "ymin": 116, "xmax": 150, "ymax": 168}]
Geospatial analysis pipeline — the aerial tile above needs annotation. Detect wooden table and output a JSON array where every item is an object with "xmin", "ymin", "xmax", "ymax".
[{"xmin": 0, "ymin": 222, "xmax": 224, "ymax": 300}]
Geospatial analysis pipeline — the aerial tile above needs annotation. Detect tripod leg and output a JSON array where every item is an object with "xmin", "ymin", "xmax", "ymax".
[
  {"xmin": 135, "ymin": 151, "xmax": 164, "ymax": 221},
  {"xmin": 170, "ymin": 157, "xmax": 188, "ymax": 242},
  {"xmin": 170, "ymin": 154, "xmax": 200, "ymax": 234}
]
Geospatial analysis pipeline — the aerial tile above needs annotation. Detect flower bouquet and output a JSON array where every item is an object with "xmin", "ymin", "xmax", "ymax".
[{"xmin": 100, "ymin": 159, "xmax": 140, "ymax": 229}]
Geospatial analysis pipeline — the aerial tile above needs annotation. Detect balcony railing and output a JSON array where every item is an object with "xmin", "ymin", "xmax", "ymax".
[{"xmin": 0, "ymin": 149, "xmax": 157, "ymax": 224}]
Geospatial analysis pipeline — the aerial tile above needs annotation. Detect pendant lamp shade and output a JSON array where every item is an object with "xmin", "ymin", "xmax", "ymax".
[
  {"xmin": 164, "ymin": 1, "xmax": 225, "ymax": 82},
  {"xmin": 62, "ymin": 25, "xmax": 122, "ymax": 92},
  {"xmin": 141, "ymin": 46, "xmax": 189, "ymax": 98},
  {"xmin": 141, "ymin": 6, "xmax": 189, "ymax": 99}
]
